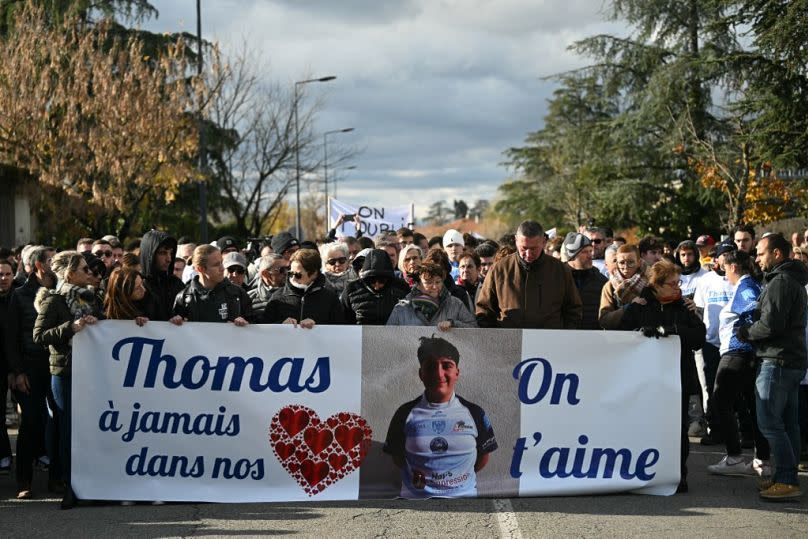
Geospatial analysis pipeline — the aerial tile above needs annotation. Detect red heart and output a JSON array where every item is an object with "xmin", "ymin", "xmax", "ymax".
[
  {"xmin": 334, "ymin": 426, "xmax": 363, "ymax": 452},
  {"xmin": 300, "ymin": 459, "xmax": 330, "ymax": 487},
  {"xmin": 304, "ymin": 427, "xmax": 334, "ymax": 456},
  {"xmin": 270, "ymin": 406, "xmax": 372, "ymax": 496},
  {"xmin": 278, "ymin": 407, "xmax": 309, "ymax": 437},
  {"xmin": 274, "ymin": 442, "xmax": 294, "ymax": 461},
  {"xmin": 328, "ymin": 453, "xmax": 348, "ymax": 471}
]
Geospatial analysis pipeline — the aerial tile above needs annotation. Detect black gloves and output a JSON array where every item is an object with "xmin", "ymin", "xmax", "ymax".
[
  {"xmin": 640, "ymin": 326, "xmax": 660, "ymax": 338},
  {"xmin": 735, "ymin": 325, "xmax": 750, "ymax": 342},
  {"xmin": 640, "ymin": 325, "xmax": 676, "ymax": 338}
]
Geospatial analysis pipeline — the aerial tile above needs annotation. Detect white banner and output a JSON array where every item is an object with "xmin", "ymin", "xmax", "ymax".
[
  {"xmin": 329, "ymin": 198, "xmax": 414, "ymax": 237},
  {"xmin": 72, "ymin": 323, "xmax": 680, "ymax": 502}
]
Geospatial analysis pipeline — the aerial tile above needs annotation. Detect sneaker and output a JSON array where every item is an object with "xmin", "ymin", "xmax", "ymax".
[
  {"xmin": 707, "ymin": 455, "xmax": 749, "ymax": 476},
  {"xmin": 759, "ymin": 483, "xmax": 802, "ymax": 500},
  {"xmin": 16, "ymin": 489, "xmax": 32, "ymax": 500},
  {"xmin": 688, "ymin": 422, "xmax": 706, "ymax": 437},
  {"xmin": 748, "ymin": 458, "xmax": 771, "ymax": 478},
  {"xmin": 0, "ymin": 456, "xmax": 11, "ymax": 475},
  {"xmin": 757, "ymin": 478, "xmax": 774, "ymax": 492}
]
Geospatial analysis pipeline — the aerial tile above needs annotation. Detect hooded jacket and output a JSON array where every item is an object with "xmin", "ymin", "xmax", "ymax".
[
  {"xmin": 746, "ymin": 259, "xmax": 808, "ymax": 369},
  {"xmin": 341, "ymin": 249, "xmax": 410, "ymax": 325},
  {"xmin": 263, "ymin": 273, "xmax": 344, "ymax": 325},
  {"xmin": 140, "ymin": 230, "xmax": 185, "ymax": 321},
  {"xmin": 476, "ymin": 252, "xmax": 582, "ymax": 329},
  {"xmin": 4, "ymin": 273, "xmax": 51, "ymax": 375}
]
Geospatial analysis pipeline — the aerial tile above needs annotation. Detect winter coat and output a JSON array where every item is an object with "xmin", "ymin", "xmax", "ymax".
[
  {"xmin": 4, "ymin": 273, "xmax": 50, "ymax": 375},
  {"xmin": 263, "ymin": 273, "xmax": 344, "ymax": 325},
  {"xmin": 746, "ymin": 259, "xmax": 808, "ymax": 370},
  {"xmin": 139, "ymin": 230, "xmax": 185, "ymax": 321},
  {"xmin": 618, "ymin": 287, "xmax": 706, "ymax": 394},
  {"xmin": 173, "ymin": 277, "xmax": 254, "ymax": 323},
  {"xmin": 476, "ymin": 252, "xmax": 582, "ymax": 329},
  {"xmin": 386, "ymin": 287, "xmax": 478, "ymax": 328},
  {"xmin": 569, "ymin": 266, "xmax": 607, "ymax": 330},
  {"xmin": 341, "ymin": 249, "xmax": 410, "ymax": 325},
  {"xmin": 324, "ymin": 268, "xmax": 357, "ymax": 296},
  {"xmin": 33, "ymin": 287, "xmax": 103, "ymax": 376},
  {"xmin": 248, "ymin": 280, "xmax": 282, "ymax": 316}
]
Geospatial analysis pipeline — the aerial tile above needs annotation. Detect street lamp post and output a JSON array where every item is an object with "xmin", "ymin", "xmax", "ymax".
[
  {"xmin": 294, "ymin": 76, "xmax": 336, "ymax": 240},
  {"xmin": 196, "ymin": 0, "xmax": 208, "ymax": 242},
  {"xmin": 323, "ymin": 128, "xmax": 354, "ymax": 232}
]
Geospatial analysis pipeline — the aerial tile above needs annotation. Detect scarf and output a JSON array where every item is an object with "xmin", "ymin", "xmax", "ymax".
[
  {"xmin": 656, "ymin": 288, "xmax": 682, "ymax": 305},
  {"xmin": 679, "ymin": 259, "xmax": 702, "ymax": 276},
  {"xmin": 410, "ymin": 287, "xmax": 440, "ymax": 321},
  {"xmin": 610, "ymin": 268, "xmax": 648, "ymax": 305},
  {"xmin": 58, "ymin": 282, "xmax": 96, "ymax": 319}
]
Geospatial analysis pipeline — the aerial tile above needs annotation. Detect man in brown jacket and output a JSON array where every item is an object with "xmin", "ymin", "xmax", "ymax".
[{"xmin": 476, "ymin": 221, "xmax": 582, "ymax": 329}]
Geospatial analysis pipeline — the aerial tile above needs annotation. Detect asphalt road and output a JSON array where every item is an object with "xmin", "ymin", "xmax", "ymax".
[{"xmin": 1, "ymin": 434, "xmax": 806, "ymax": 538}]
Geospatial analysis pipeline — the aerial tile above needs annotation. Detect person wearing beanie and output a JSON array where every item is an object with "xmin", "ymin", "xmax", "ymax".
[
  {"xmin": 216, "ymin": 236, "xmax": 240, "ymax": 255},
  {"xmin": 443, "ymin": 229, "xmax": 465, "ymax": 280},
  {"xmin": 271, "ymin": 232, "xmax": 300, "ymax": 260},
  {"xmin": 563, "ymin": 232, "xmax": 607, "ymax": 330}
]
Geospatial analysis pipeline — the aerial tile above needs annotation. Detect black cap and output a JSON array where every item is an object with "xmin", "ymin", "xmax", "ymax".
[
  {"xmin": 713, "ymin": 240, "xmax": 737, "ymax": 259},
  {"xmin": 217, "ymin": 236, "xmax": 240, "ymax": 252},
  {"xmin": 271, "ymin": 232, "xmax": 299, "ymax": 254}
]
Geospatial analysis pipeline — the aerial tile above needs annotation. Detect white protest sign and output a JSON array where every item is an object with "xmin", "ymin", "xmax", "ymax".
[{"xmin": 329, "ymin": 198, "xmax": 414, "ymax": 237}]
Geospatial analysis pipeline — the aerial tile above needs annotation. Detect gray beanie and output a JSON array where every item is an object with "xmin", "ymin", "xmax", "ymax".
[{"xmin": 563, "ymin": 232, "xmax": 592, "ymax": 260}]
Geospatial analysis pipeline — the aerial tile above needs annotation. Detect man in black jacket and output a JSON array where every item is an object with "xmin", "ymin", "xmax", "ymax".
[
  {"xmin": 341, "ymin": 249, "xmax": 410, "ymax": 325},
  {"xmin": 140, "ymin": 230, "xmax": 185, "ymax": 321},
  {"xmin": 563, "ymin": 232, "xmax": 607, "ymax": 330},
  {"xmin": 739, "ymin": 233, "xmax": 807, "ymax": 500}
]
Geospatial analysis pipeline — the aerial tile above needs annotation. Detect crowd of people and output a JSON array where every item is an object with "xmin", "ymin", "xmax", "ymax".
[{"xmin": 0, "ymin": 216, "xmax": 806, "ymax": 506}]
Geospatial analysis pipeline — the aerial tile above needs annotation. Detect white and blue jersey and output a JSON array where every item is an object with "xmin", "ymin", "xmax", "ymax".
[{"xmin": 383, "ymin": 393, "xmax": 497, "ymax": 498}]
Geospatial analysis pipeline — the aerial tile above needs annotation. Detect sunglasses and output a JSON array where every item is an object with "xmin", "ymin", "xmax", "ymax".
[
  {"xmin": 227, "ymin": 267, "xmax": 245, "ymax": 275},
  {"xmin": 270, "ymin": 266, "xmax": 288, "ymax": 274},
  {"xmin": 590, "ymin": 239, "xmax": 603, "ymax": 245},
  {"xmin": 289, "ymin": 271, "xmax": 304, "ymax": 279},
  {"xmin": 94, "ymin": 250, "xmax": 113, "ymax": 258},
  {"xmin": 327, "ymin": 257, "xmax": 347, "ymax": 266}
]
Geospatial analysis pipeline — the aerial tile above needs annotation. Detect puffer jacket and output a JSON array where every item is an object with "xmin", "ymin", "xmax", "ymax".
[
  {"xmin": 341, "ymin": 249, "xmax": 410, "ymax": 325},
  {"xmin": 174, "ymin": 277, "xmax": 254, "ymax": 323},
  {"xmin": 263, "ymin": 273, "xmax": 344, "ymax": 325},
  {"xmin": 33, "ymin": 287, "xmax": 103, "ymax": 376},
  {"xmin": 746, "ymin": 259, "xmax": 808, "ymax": 369},
  {"xmin": 386, "ymin": 287, "xmax": 477, "ymax": 328},
  {"xmin": 5, "ymin": 273, "xmax": 50, "ymax": 375},
  {"xmin": 140, "ymin": 230, "xmax": 185, "ymax": 321}
]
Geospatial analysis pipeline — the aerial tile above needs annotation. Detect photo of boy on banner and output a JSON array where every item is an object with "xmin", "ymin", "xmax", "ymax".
[
  {"xmin": 359, "ymin": 326, "xmax": 521, "ymax": 499},
  {"xmin": 382, "ymin": 336, "xmax": 498, "ymax": 498}
]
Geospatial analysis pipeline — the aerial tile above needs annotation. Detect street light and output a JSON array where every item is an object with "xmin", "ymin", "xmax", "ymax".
[
  {"xmin": 324, "ymin": 128, "xmax": 354, "ymax": 231},
  {"xmin": 294, "ymin": 76, "xmax": 336, "ymax": 239},
  {"xmin": 196, "ymin": 0, "xmax": 208, "ymax": 242}
]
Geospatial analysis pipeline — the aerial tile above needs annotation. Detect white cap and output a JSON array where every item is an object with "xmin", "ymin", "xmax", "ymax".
[{"xmin": 443, "ymin": 229, "xmax": 464, "ymax": 247}]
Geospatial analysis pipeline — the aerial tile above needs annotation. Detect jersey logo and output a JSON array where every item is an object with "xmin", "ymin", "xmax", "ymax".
[
  {"xmin": 429, "ymin": 437, "xmax": 448, "ymax": 453},
  {"xmin": 432, "ymin": 420, "xmax": 446, "ymax": 433},
  {"xmin": 453, "ymin": 420, "xmax": 473, "ymax": 432},
  {"xmin": 218, "ymin": 302, "xmax": 228, "ymax": 320}
]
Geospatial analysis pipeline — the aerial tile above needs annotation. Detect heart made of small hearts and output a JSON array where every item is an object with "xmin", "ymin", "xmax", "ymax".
[{"xmin": 269, "ymin": 404, "xmax": 372, "ymax": 496}]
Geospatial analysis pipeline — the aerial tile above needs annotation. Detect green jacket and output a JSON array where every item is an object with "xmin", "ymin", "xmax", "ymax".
[
  {"xmin": 33, "ymin": 288, "xmax": 102, "ymax": 376},
  {"xmin": 747, "ymin": 259, "xmax": 808, "ymax": 370}
]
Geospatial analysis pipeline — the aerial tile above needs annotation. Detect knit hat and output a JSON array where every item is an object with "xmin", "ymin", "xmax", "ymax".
[
  {"xmin": 271, "ymin": 232, "xmax": 299, "ymax": 255},
  {"xmin": 563, "ymin": 232, "xmax": 592, "ymax": 260},
  {"xmin": 443, "ymin": 229, "xmax": 464, "ymax": 247}
]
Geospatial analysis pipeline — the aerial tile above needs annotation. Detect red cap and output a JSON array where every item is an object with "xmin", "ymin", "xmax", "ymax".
[{"xmin": 695, "ymin": 234, "xmax": 715, "ymax": 247}]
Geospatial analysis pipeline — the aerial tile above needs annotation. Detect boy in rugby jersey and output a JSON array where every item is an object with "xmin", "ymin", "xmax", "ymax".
[{"xmin": 383, "ymin": 336, "xmax": 497, "ymax": 498}]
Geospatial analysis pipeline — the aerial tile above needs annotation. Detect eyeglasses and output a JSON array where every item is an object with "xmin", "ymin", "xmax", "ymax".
[
  {"xmin": 403, "ymin": 256, "xmax": 421, "ymax": 262},
  {"xmin": 94, "ymin": 250, "xmax": 113, "ymax": 258},
  {"xmin": 662, "ymin": 280, "xmax": 682, "ymax": 288},
  {"xmin": 420, "ymin": 278, "xmax": 443, "ymax": 287},
  {"xmin": 270, "ymin": 266, "xmax": 288, "ymax": 274},
  {"xmin": 227, "ymin": 267, "xmax": 245, "ymax": 275},
  {"xmin": 289, "ymin": 271, "xmax": 304, "ymax": 279},
  {"xmin": 591, "ymin": 239, "xmax": 603, "ymax": 245},
  {"xmin": 327, "ymin": 257, "xmax": 347, "ymax": 266}
]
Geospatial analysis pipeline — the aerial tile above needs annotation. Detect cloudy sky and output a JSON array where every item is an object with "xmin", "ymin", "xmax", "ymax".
[{"xmin": 144, "ymin": 0, "xmax": 623, "ymax": 221}]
